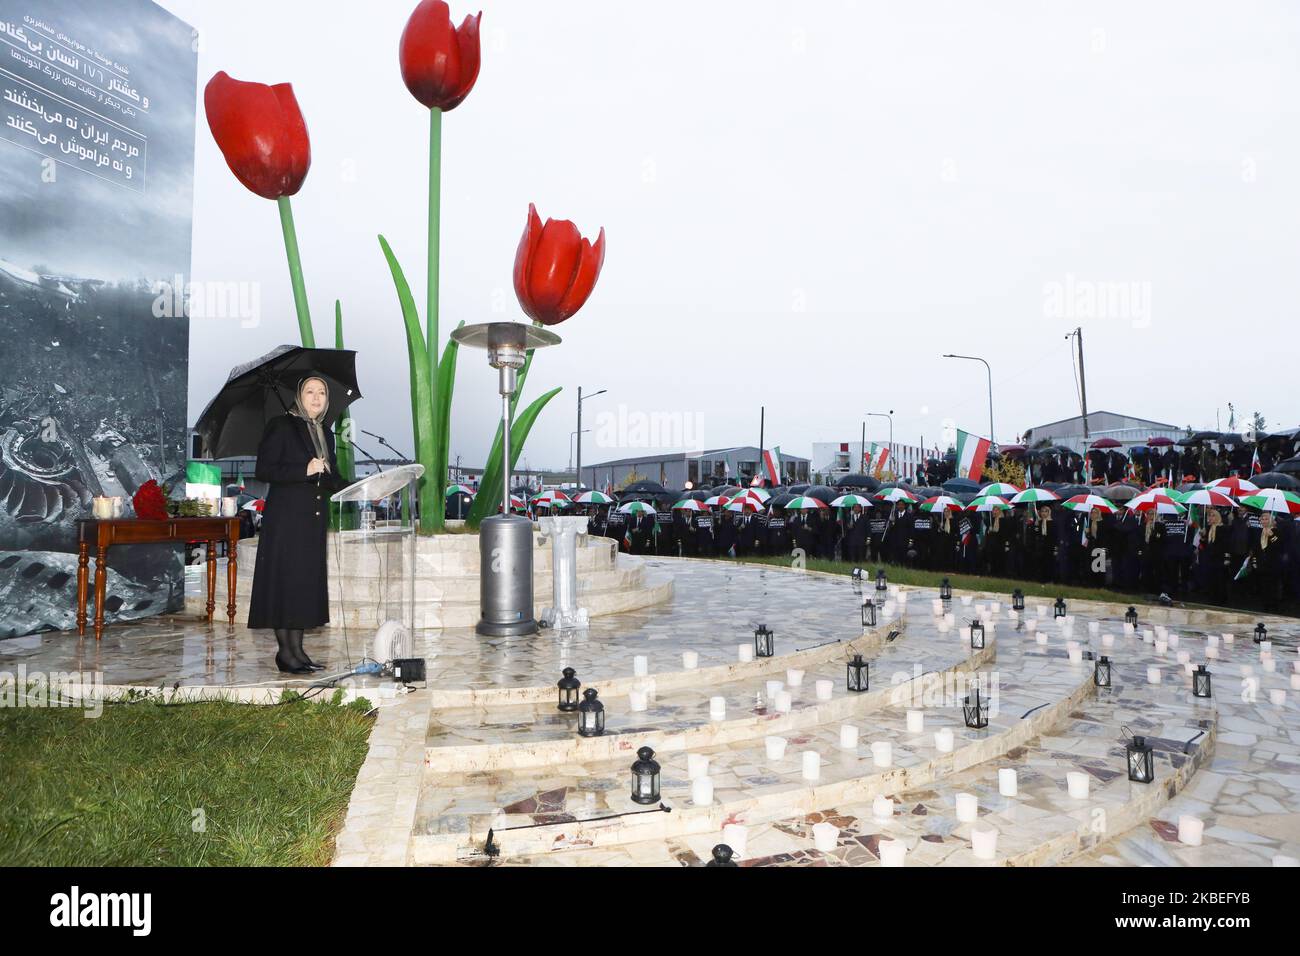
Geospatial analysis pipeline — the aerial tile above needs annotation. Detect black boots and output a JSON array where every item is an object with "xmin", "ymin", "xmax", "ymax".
[
  {"xmin": 274, "ymin": 628, "xmax": 314, "ymax": 675},
  {"xmin": 287, "ymin": 628, "xmax": 325, "ymax": 671}
]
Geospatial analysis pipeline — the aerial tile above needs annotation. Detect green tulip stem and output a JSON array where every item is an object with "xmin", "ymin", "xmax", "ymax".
[
  {"xmin": 427, "ymin": 106, "xmax": 444, "ymax": 530},
  {"xmin": 277, "ymin": 195, "xmax": 314, "ymax": 347}
]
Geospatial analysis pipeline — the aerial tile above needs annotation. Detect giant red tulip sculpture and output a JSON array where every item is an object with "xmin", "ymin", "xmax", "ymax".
[
  {"xmin": 465, "ymin": 204, "xmax": 605, "ymax": 525},
  {"xmin": 379, "ymin": 0, "xmax": 482, "ymax": 532}
]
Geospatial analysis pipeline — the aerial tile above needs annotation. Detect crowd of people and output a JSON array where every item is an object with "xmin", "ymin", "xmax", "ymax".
[{"xmin": 563, "ymin": 477, "xmax": 1299, "ymax": 609}]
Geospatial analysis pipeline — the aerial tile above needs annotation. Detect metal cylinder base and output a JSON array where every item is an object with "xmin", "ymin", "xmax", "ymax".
[{"xmin": 477, "ymin": 513, "xmax": 537, "ymax": 637}]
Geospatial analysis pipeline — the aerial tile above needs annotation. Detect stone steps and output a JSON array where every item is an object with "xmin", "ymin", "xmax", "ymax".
[{"xmin": 409, "ymin": 647, "xmax": 1094, "ymax": 863}]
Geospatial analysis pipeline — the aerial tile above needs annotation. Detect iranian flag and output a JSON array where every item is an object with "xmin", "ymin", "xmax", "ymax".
[
  {"xmin": 873, "ymin": 444, "xmax": 890, "ymax": 478},
  {"xmin": 1250, "ymin": 447, "xmax": 1261, "ymax": 475},
  {"xmin": 863, "ymin": 442, "xmax": 876, "ymax": 473},
  {"xmin": 954, "ymin": 429, "xmax": 992, "ymax": 482},
  {"xmin": 763, "ymin": 446, "xmax": 782, "ymax": 484}
]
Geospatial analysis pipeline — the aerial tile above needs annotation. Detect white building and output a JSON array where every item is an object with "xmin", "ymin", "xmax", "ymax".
[
  {"xmin": 810, "ymin": 441, "xmax": 927, "ymax": 484},
  {"xmin": 1023, "ymin": 411, "xmax": 1186, "ymax": 454}
]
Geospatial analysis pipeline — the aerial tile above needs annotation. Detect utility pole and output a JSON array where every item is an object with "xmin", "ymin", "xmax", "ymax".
[
  {"xmin": 860, "ymin": 421, "xmax": 866, "ymax": 472},
  {"xmin": 759, "ymin": 405, "xmax": 765, "ymax": 460},
  {"xmin": 1068, "ymin": 327, "xmax": 1090, "ymax": 439}
]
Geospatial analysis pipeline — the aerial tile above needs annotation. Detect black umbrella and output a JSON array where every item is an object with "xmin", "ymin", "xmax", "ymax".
[
  {"xmin": 1252, "ymin": 472, "xmax": 1300, "ymax": 491},
  {"xmin": 836, "ymin": 473, "xmax": 881, "ymax": 491},
  {"xmin": 942, "ymin": 477, "xmax": 980, "ymax": 496},
  {"xmin": 1274, "ymin": 456, "xmax": 1300, "ymax": 475},
  {"xmin": 194, "ymin": 345, "xmax": 362, "ymax": 459},
  {"xmin": 622, "ymin": 480, "xmax": 667, "ymax": 495},
  {"xmin": 768, "ymin": 492, "xmax": 797, "ymax": 509},
  {"xmin": 1054, "ymin": 485, "xmax": 1093, "ymax": 500},
  {"xmin": 787, "ymin": 483, "xmax": 811, "ymax": 495},
  {"xmin": 804, "ymin": 484, "xmax": 837, "ymax": 503}
]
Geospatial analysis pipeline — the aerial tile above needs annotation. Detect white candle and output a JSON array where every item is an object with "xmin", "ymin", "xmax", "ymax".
[
  {"xmin": 906, "ymin": 710, "xmax": 925, "ymax": 733},
  {"xmin": 709, "ymin": 696, "xmax": 726, "ymax": 720},
  {"xmin": 971, "ymin": 826, "xmax": 998, "ymax": 861},
  {"xmin": 737, "ymin": 644, "xmax": 753, "ymax": 663},
  {"xmin": 934, "ymin": 728, "xmax": 954, "ymax": 752},
  {"xmin": 816, "ymin": 679, "xmax": 834, "ymax": 701},
  {"xmin": 1290, "ymin": 673, "xmax": 1300, "ymax": 691},
  {"xmin": 1270, "ymin": 689, "xmax": 1287, "ymax": 707},
  {"xmin": 1155, "ymin": 639, "xmax": 1168, "ymax": 654},
  {"xmin": 938, "ymin": 620, "xmax": 951, "ymax": 634},
  {"xmin": 1101, "ymin": 633, "xmax": 1115, "ymax": 648},
  {"xmin": 633, "ymin": 655, "xmax": 648, "ymax": 676},
  {"xmin": 1068, "ymin": 646, "xmax": 1083, "ymax": 664},
  {"xmin": 1066, "ymin": 771, "xmax": 1090, "ymax": 799},
  {"xmin": 1177, "ymin": 815, "xmax": 1204, "ymax": 846},
  {"xmin": 786, "ymin": 668, "xmax": 805, "ymax": 687},
  {"xmin": 871, "ymin": 741, "xmax": 893, "ymax": 767},
  {"xmin": 879, "ymin": 839, "xmax": 907, "ymax": 867},
  {"xmin": 688, "ymin": 753, "xmax": 710, "ymax": 779},
  {"xmin": 839, "ymin": 724, "xmax": 859, "ymax": 749},
  {"xmin": 1294, "ymin": 660, "xmax": 1300, "ymax": 674},
  {"xmin": 1183, "ymin": 662, "xmax": 1194, "ymax": 676},
  {"xmin": 629, "ymin": 689, "xmax": 648, "ymax": 712},
  {"xmin": 1147, "ymin": 666, "xmax": 1162, "ymax": 685},
  {"xmin": 990, "ymin": 601, "xmax": 1002, "ymax": 614},
  {"xmin": 998, "ymin": 768, "xmax": 1018, "ymax": 796},
  {"xmin": 1222, "ymin": 632, "xmax": 1235, "ymax": 644},
  {"xmin": 1156, "ymin": 625, "xmax": 1167, "ymax": 639},
  {"xmin": 1123, "ymin": 622, "xmax": 1135, "ymax": 635},
  {"xmin": 932, "ymin": 599, "xmax": 944, "ymax": 616},
  {"xmin": 802, "ymin": 751, "xmax": 821, "ymax": 780},
  {"xmin": 691, "ymin": 776, "xmax": 714, "ymax": 806},
  {"xmin": 812, "ymin": 821, "xmax": 839, "ymax": 852},
  {"xmin": 766, "ymin": 679, "xmax": 784, "ymax": 699},
  {"xmin": 722, "ymin": 823, "xmax": 748, "ymax": 857},
  {"xmin": 775, "ymin": 690, "xmax": 792, "ymax": 713},
  {"xmin": 1141, "ymin": 630, "xmax": 1153, "ymax": 644},
  {"xmin": 955, "ymin": 791, "xmax": 978, "ymax": 822},
  {"xmin": 682, "ymin": 650, "xmax": 698, "ymax": 670},
  {"xmin": 1207, "ymin": 634, "xmax": 1219, "ymax": 647},
  {"xmin": 1026, "ymin": 619, "xmax": 1038, "ymax": 634},
  {"xmin": 1273, "ymin": 855, "xmax": 1300, "ymax": 867},
  {"xmin": 765, "ymin": 736, "xmax": 787, "ymax": 760},
  {"xmin": 1206, "ymin": 646, "xmax": 1219, "ymax": 659},
  {"xmin": 873, "ymin": 795, "xmax": 893, "ymax": 820},
  {"xmin": 944, "ymin": 612, "xmax": 957, "ymax": 626},
  {"xmin": 1259, "ymin": 640, "xmax": 1272, "ymax": 654}
]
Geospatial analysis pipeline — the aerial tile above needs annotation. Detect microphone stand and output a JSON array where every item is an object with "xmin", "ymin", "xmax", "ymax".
[{"xmin": 360, "ymin": 428, "xmax": 411, "ymax": 463}]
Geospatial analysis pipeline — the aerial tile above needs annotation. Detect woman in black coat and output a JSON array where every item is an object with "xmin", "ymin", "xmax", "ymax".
[{"xmin": 248, "ymin": 377, "xmax": 347, "ymax": 674}]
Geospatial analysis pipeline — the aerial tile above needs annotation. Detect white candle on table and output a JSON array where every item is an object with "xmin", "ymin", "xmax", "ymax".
[
  {"xmin": 1102, "ymin": 633, "xmax": 1115, "ymax": 648},
  {"xmin": 934, "ymin": 728, "xmax": 954, "ymax": 752},
  {"xmin": 879, "ymin": 839, "xmax": 907, "ymax": 867},
  {"xmin": 1290, "ymin": 673, "xmax": 1300, "ymax": 691},
  {"xmin": 1068, "ymin": 646, "xmax": 1083, "ymax": 664},
  {"xmin": 633, "ymin": 655, "xmax": 648, "ymax": 676},
  {"xmin": 1147, "ymin": 666, "xmax": 1162, "ymax": 685},
  {"xmin": 722, "ymin": 823, "xmax": 748, "ymax": 857},
  {"xmin": 998, "ymin": 768, "xmax": 1018, "ymax": 796},
  {"xmin": 871, "ymin": 741, "xmax": 892, "ymax": 767},
  {"xmin": 990, "ymin": 601, "xmax": 1002, "ymax": 613},
  {"xmin": 765, "ymin": 736, "xmax": 787, "ymax": 760},
  {"xmin": 873, "ymin": 795, "xmax": 893, "ymax": 820},
  {"xmin": 775, "ymin": 690, "xmax": 792, "ymax": 713},
  {"xmin": 786, "ymin": 668, "xmax": 805, "ymax": 687},
  {"xmin": 687, "ymin": 753, "xmax": 710, "ymax": 779},
  {"xmin": 906, "ymin": 710, "xmax": 924, "ymax": 733},
  {"xmin": 1207, "ymin": 634, "xmax": 1219, "ymax": 647},
  {"xmin": 629, "ymin": 690, "xmax": 648, "ymax": 712},
  {"xmin": 955, "ymin": 791, "xmax": 978, "ymax": 822},
  {"xmin": 738, "ymin": 644, "xmax": 753, "ymax": 663},
  {"xmin": 709, "ymin": 696, "xmax": 726, "ymax": 720},
  {"xmin": 682, "ymin": 650, "xmax": 698, "ymax": 670},
  {"xmin": 972, "ymin": 826, "xmax": 998, "ymax": 860},
  {"xmin": 812, "ymin": 821, "xmax": 839, "ymax": 852},
  {"xmin": 1273, "ymin": 855, "xmax": 1300, "ymax": 867},
  {"xmin": 1026, "ymin": 619, "xmax": 1038, "ymax": 634},
  {"xmin": 691, "ymin": 776, "xmax": 714, "ymax": 806},
  {"xmin": 1206, "ymin": 646, "xmax": 1219, "ymax": 659},
  {"xmin": 1168, "ymin": 633, "xmax": 1179, "ymax": 648},
  {"xmin": 801, "ymin": 751, "xmax": 821, "ymax": 781},
  {"xmin": 1177, "ymin": 815, "xmax": 1204, "ymax": 846},
  {"xmin": 1222, "ymin": 632, "xmax": 1235, "ymax": 644},
  {"xmin": 932, "ymin": 599, "xmax": 944, "ymax": 616},
  {"xmin": 816, "ymin": 679, "xmax": 833, "ymax": 701},
  {"xmin": 1066, "ymin": 771, "xmax": 1090, "ymax": 798},
  {"xmin": 766, "ymin": 679, "xmax": 784, "ymax": 699},
  {"xmin": 839, "ymin": 724, "xmax": 859, "ymax": 749}
]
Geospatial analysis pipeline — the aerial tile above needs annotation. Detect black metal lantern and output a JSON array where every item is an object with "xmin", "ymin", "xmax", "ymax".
[
  {"xmin": 847, "ymin": 653, "xmax": 869, "ymax": 693},
  {"xmin": 1094, "ymin": 655, "xmax": 1111, "ymax": 688},
  {"xmin": 630, "ymin": 746, "xmax": 661, "ymax": 805},
  {"xmin": 754, "ymin": 624, "xmax": 774, "ymax": 658},
  {"xmin": 940, "ymin": 578, "xmax": 952, "ymax": 601},
  {"xmin": 1192, "ymin": 664, "xmax": 1212, "ymax": 699},
  {"xmin": 1054, "ymin": 597, "xmax": 1067, "ymax": 619},
  {"xmin": 706, "ymin": 844, "xmax": 738, "ymax": 867},
  {"xmin": 576, "ymin": 687, "xmax": 606, "ymax": 737},
  {"xmin": 875, "ymin": 568, "xmax": 888, "ymax": 592},
  {"xmin": 1012, "ymin": 588, "xmax": 1025, "ymax": 612},
  {"xmin": 861, "ymin": 599, "xmax": 877, "ymax": 628},
  {"xmin": 1254, "ymin": 622, "xmax": 1268, "ymax": 644},
  {"xmin": 1125, "ymin": 732, "xmax": 1155, "ymax": 784},
  {"xmin": 851, "ymin": 567, "xmax": 865, "ymax": 581},
  {"xmin": 969, "ymin": 619, "xmax": 985, "ymax": 650},
  {"xmin": 557, "ymin": 667, "xmax": 580, "ymax": 712},
  {"xmin": 963, "ymin": 684, "xmax": 989, "ymax": 729},
  {"xmin": 1125, "ymin": 606, "xmax": 1139, "ymax": 628}
]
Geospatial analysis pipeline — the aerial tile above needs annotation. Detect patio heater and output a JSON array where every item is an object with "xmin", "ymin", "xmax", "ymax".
[{"xmin": 451, "ymin": 321, "xmax": 561, "ymax": 636}]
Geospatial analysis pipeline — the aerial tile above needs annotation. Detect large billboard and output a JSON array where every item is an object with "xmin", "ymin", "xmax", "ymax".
[{"xmin": 0, "ymin": 0, "xmax": 196, "ymax": 638}]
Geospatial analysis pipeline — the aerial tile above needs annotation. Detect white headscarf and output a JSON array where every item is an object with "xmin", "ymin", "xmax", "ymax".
[{"xmin": 291, "ymin": 376, "xmax": 330, "ymax": 470}]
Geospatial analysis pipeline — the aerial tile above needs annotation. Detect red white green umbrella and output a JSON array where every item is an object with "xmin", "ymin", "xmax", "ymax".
[
  {"xmin": 1010, "ymin": 487, "xmax": 1059, "ymax": 505},
  {"xmin": 574, "ymin": 490, "xmax": 615, "ymax": 505},
  {"xmin": 619, "ymin": 500, "xmax": 658, "ymax": 515},
  {"xmin": 830, "ymin": 493, "xmax": 874, "ymax": 508},
  {"xmin": 445, "ymin": 484, "xmax": 475, "ymax": 497},
  {"xmin": 966, "ymin": 494, "xmax": 1011, "ymax": 512},
  {"xmin": 673, "ymin": 499, "xmax": 706, "ymax": 511},
  {"xmin": 742, "ymin": 488, "xmax": 771, "ymax": 503},
  {"xmin": 979, "ymin": 482, "xmax": 1021, "ymax": 497},
  {"xmin": 1125, "ymin": 490, "xmax": 1186, "ymax": 515},
  {"xmin": 725, "ymin": 499, "xmax": 762, "ymax": 513},
  {"xmin": 876, "ymin": 488, "xmax": 919, "ymax": 504},
  {"xmin": 919, "ymin": 495, "xmax": 962, "ymax": 513},
  {"xmin": 1239, "ymin": 489, "xmax": 1300, "ymax": 514},
  {"xmin": 1061, "ymin": 494, "xmax": 1117, "ymax": 514},
  {"xmin": 1179, "ymin": 489, "xmax": 1237, "ymax": 509},
  {"xmin": 786, "ymin": 495, "xmax": 829, "ymax": 510},
  {"xmin": 704, "ymin": 494, "xmax": 732, "ymax": 507},
  {"xmin": 1207, "ymin": 476, "xmax": 1259, "ymax": 497},
  {"xmin": 531, "ymin": 489, "xmax": 570, "ymax": 505},
  {"xmin": 243, "ymin": 498, "xmax": 265, "ymax": 512}
]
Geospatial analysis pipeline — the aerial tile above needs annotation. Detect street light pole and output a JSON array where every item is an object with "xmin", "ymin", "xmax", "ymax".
[
  {"xmin": 942, "ymin": 354, "xmax": 995, "ymax": 447},
  {"xmin": 576, "ymin": 386, "xmax": 607, "ymax": 488}
]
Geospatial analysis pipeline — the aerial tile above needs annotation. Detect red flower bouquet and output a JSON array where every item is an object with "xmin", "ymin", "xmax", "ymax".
[{"xmin": 132, "ymin": 479, "xmax": 168, "ymax": 520}]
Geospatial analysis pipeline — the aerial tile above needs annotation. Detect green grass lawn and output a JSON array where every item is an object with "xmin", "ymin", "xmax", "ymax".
[
  {"xmin": 721, "ymin": 555, "xmax": 1292, "ymax": 615},
  {"xmin": 0, "ymin": 692, "xmax": 374, "ymax": 866}
]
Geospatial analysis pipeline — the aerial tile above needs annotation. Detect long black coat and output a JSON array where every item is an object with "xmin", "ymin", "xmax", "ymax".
[{"xmin": 247, "ymin": 414, "xmax": 346, "ymax": 629}]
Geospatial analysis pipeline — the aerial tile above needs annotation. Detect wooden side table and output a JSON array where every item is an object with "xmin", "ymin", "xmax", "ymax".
[{"xmin": 76, "ymin": 516, "xmax": 242, "ymax": 640}]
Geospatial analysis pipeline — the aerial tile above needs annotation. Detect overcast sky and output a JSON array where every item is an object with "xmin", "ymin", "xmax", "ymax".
[{"xmin": 166, "ymin": 0, "xmax": 1300, "ymax": 470}]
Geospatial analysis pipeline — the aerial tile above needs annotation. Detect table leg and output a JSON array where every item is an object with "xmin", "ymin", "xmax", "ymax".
[
  {"xmin": 93, "ymin": 545, "xmax": 107, "ymax": 641},
  {"xmin": 206, "ymin": 540, "xmax": 216, "ymax": 622},
  {"xmin": 226, "ymin": 533, "xmax": 237, "ymax": 625},
  {"xmin": 76, "ymin": 542, "xmax": 88, "ymax": 636}
]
